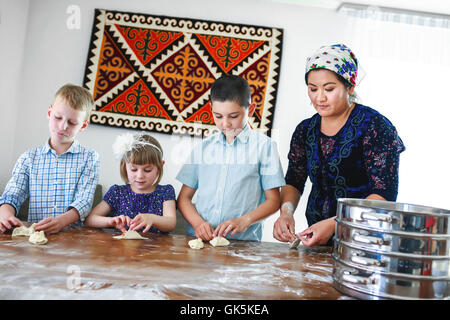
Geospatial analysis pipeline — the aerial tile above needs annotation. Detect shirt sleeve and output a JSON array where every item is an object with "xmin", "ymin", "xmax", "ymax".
[
  {"xmin": 259, "ymin": 138, "xmax": 286, "ymax": 190},
  {"xmin": 103, "ymin": 184, "xmax": 120, "ymax": 209},
  {"xmin": 285, "ymin": 122, "xmax": 309, "ymax": 194},
  {"xmin": 162, "ymin": 184, "xmax": 176, "ymax": 202},
  {"xmin": 362, "ymin": 114, "xmax": 405, "ymax": 201},
  {"xmin": 0, "ymin": 151, "xmax": 31, "ymax": 214},
  {"xmin": 68, "ymin": 150, "xmax": 100, "ymax": 221},
  {"xmin": 175, "ymin": 147, "xmax": 199, "ymax": 189}
]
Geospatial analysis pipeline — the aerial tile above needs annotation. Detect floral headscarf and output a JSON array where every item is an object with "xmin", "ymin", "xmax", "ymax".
[{"xmin": 305, "ymin": 44, "xmax": 358, "ymax": 86}]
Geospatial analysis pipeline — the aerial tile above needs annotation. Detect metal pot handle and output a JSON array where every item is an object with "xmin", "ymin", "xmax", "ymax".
[
  {"xmin": 353, "ymin": 233, "xmax": 385, "ymax": 245},
  {"xmin": 351, "ymin": 252, "xmax": 383, "ymax": 267},
  {"xmin": 360, "ymin": 211, "xmax": 395, "ymax": 223},
  {"xmin": 342, "ymin": 273, "xmax": 376, "ymax": 285}
]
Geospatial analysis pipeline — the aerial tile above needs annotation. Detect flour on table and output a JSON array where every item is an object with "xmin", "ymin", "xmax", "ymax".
[
  {"xmin": 210, "ymin": 236, "xmax": 230, "ymax": 247},
  {"xmin": 188, "ymin": 238, "xmax": 204, "ymax": 249},
  {"xmin": 113, "ymin": 230, "xmax": 148, "ymax": 240},
  {"xmin": 28, "ymin": 231, "xmax": 48, "ymax": 245},
  {"xmin": 12, "ymin": 223, "xmax": 36, "ymax": 237}
]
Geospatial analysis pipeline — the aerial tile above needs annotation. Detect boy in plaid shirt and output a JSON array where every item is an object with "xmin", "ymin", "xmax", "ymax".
[{"xmin": 0, "ymin": 84, "xmax": 100, "ymax": 234}]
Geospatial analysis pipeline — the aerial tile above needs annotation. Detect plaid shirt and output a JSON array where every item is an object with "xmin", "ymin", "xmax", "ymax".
[{"xmin": 0, "ymin": 140, "xmax": 100, "ymax": 224}]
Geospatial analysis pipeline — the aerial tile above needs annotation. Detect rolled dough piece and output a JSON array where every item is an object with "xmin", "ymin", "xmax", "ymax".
[
  {"xmin": 113, "ymin": 230, "xmax": 148, "ymax": 240},
  {"xmin": 28, "ymin": 231, "xmax": 48, "ymax": 245},
  {"xmin": 188, "ymin": 238, "xmax": 204, "ymax": 249},
  {"xmin": 209, "ymin": 236, "xmax": 230, "ymax": 247},
  {"xmin": 289, "ymin": 237, "xmax": 301, "ymax": 249},
  {"xmin": 12, "ymin": 223, "xmax": 36, "ymax": 237}
]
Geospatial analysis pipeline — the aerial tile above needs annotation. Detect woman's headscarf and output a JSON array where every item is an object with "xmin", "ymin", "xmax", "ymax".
[{"xmin": 305, "ymin": 44, "xmax": 359, "ymax": 86}]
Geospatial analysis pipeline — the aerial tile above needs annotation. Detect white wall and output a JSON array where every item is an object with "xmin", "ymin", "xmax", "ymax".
[
  {"xmin": 3, "ymin": 0, "xmax": 447, "ymax": 242},
  {"xmin": 0, "ymin": 0, "xmax": 29, "ymax": 190}
]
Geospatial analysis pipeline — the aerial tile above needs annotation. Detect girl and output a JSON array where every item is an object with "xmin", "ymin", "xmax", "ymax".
[{"xmin": 85, "ymin": 132, "xmax": 176, "ymax": 234}]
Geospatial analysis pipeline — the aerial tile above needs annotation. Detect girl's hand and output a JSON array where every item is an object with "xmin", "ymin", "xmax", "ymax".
[
  {"xmin": 194, "ymin": 221, "xmax": 215, "ymax": 241},
  {"xmin": 129, "ymin": 214, "xmax": 154, "ymax": 233},
  {"xmin": 273, "ymin": 212, "xmax": 296, "ymax": 243},
  {"xmin": 109, "ymin": 215, "xmax": 131, "ymax": 233},
  {"xmin": 214, "ymin": 216, "xmax": 251, "ymax": 239},
  {"xmin": 298, "ymin": 217, "xmax": 336, "ymax": 247}
]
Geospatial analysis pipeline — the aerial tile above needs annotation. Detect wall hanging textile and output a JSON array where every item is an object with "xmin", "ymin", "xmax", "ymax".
[{"xmin": 83, "ymin": 9, "xmax": 283, "ymax": 137}]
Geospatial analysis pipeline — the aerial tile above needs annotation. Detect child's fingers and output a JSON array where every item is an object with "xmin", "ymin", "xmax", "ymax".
[
  {"xmin": 133, "ymin": 222, "xmax": 145, "ymax": 231},
  {"xmin": 201, "ymin": 224, "xmax": 214, "ymax": 240},
  {"xmin": 222, "ymin": 224, "xmax": 234, "ymax": 237},
  {"xmin": 34, "ymin": 218, "xmax": 54, "ymax": 231},
  {"xmin": 1, "ymin": 220, "xmax": 11, "ymax": 230},
  {"xmin": 142, "ymin": 224, "xmax": 151, "ymax": 233}
]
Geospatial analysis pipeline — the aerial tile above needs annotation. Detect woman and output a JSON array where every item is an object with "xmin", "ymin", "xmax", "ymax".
[{"xmin": 273, "ymin": 44, "xmax": 405, "ymax": 246}]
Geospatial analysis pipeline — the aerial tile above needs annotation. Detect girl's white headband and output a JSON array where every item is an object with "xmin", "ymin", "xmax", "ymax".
[{"xmin": 112, "ymin": 132, "xmax": 163, "ymax": 161}]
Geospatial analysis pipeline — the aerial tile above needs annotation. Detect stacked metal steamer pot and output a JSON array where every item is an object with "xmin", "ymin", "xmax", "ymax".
[{"xmin": 332, "ymin": 198, "xmax": 450, "ymax": 300}]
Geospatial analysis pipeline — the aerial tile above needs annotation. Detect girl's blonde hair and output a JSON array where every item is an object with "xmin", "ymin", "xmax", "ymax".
[{"xmin": 115, "ymin": 133, "xmax": 164, "ymax": 186}]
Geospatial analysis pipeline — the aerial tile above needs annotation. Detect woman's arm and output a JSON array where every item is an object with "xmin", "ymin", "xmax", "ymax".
[{"xmin": 273, "ymin": 184, "xmax": 301, "ymax": 242}]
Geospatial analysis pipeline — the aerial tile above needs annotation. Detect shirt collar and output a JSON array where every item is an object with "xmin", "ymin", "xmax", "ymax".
[
  {"xmin": 43, "ymin": 139, "xmax": 81, "ymax": 155},
  {"xmin": 214, "ymin": 124, "xmax": 251, "ymax": 145}
]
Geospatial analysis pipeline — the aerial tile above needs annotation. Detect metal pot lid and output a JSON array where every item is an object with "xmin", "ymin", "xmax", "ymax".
[{"xmin": 337, "ymin": 198, "xmax": 450, "ymax": 217}]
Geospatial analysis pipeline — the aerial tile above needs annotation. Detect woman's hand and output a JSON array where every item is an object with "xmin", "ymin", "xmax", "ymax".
[
  {"xmin": 273, "ymin": 212, "xmax": 296, "ymax": 243},
  {"xmin": 129, "ymin": 214, "xmax": 156, "ymax": 233},
  {"xmin": 194, "ymin": 221, "xmax": 215, "ymax": 241},
  {"xmin": 214, "ymin": 216, "xmax": 251, "ymax": 239},
  {"xmin": 298, "ymin": 217, "xmax": 336, "ymax": 247},
  {"xmin": 109, "ymin": 215, "xmax": 131, "ymax": 233}
]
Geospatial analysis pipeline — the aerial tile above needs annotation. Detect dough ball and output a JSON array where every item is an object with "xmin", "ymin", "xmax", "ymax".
[
  {"xmin": 12, "ymin": 223, "xmax": 36, "ymax": 237},
  {"xmin": 29, "ymin": 231, "xmax": 48, "ymax": 245},
  {"xmin": 113, "ymin": 230, "xmax": 148, "ymax": 240},
  {"xmin": 188, "ymin": 238, "xmax": 204, "ymax": 249},
  {"xmin": 289, "ymin": 237, "xmax": 300, "ymax": 249},
  {"xmin": 209, "ymin": 236, "xmax": 230, "ymax": 247}
]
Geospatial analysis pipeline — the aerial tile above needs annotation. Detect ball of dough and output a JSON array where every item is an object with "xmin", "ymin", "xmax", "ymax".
[
  {"xmin": 12, "ymin": 223, "xmax": 36, "ymax": 237},
  {"xmin": 29, "ymin": 231, "xmax": 48, "ymax": 245},
  {"xmin": 188, "ymin": 238, "xmax": 204, "ymax": 249},
  {"xmin": 209, "ymin": 236, "xmax": 230, "ymax": 247},
  {"xmin": 113, "ymin": 230, "xmax": 148, "ymax": 240}
]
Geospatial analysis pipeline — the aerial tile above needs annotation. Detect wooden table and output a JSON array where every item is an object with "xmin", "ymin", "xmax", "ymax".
[{"xmin": 0, "ymin": 225, "xmax": 350, "ymax": 300}]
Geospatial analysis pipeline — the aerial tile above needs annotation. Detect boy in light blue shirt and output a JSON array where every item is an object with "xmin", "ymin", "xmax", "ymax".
[
  {"xmin": 0, "ymin": 84, "xmax": 100, "ymax": 234},
  {"xmin": 176, "ymin": 75, "xmax": 285, "ymax": 241}
]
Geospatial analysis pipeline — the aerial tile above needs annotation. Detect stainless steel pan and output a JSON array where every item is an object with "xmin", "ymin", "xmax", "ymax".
[{"xmin": 332, "ymin": 198, "xmax": 450, "ymax": 300}]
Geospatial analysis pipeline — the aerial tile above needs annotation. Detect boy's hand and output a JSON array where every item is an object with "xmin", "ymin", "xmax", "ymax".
[
  {"xmin": 34, "ymin": 217, "xmax": 65, "ymax": 234},
  {"xmin": 214, "ymin": 216, "xmax": 251, "ymax": 239},
  {"xmin": 194, "ymin": 221, "xmax": 215, "ymax": 241},
  {"xmin": 109, "ymin": 215, "xmax": 131, "ymax": 233},
  {"xmin": 129, "ymin": 214, "xmax": 154, "ymax": 233},
  {"xmin": 0, "ymin": 205, "xmax": 22, "ymax": 233}
]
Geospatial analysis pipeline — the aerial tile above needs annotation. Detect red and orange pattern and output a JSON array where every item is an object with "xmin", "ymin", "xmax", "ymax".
[{"xmin": 84, "ymin": 9, "xmax": 283, "ymax": 136}]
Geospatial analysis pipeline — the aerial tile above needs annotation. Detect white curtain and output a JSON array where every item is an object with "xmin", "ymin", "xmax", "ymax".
[{"xmin": 341, "ymin": 9, "xmax": 450, "ymax": 210}]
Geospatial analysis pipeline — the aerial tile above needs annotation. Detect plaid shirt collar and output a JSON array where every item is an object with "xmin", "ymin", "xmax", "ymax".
[{"xmin": 42, "ymin": 139, "xmax": 82, "ymax": 155}]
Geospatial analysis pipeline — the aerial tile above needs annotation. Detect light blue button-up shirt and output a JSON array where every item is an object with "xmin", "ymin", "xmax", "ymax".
[
  {"xmin": 0, "ymin": 140, "xmax": 100, "ymax": 224},
  {"xmin": 176, "ymin": 125, "xmax": 285, "ymax": 241}
]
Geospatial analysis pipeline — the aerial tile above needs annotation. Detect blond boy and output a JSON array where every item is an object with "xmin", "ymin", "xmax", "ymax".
[{"xmin": 0, "ymin": 84, "xmax": 100, "ymax": 233}]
